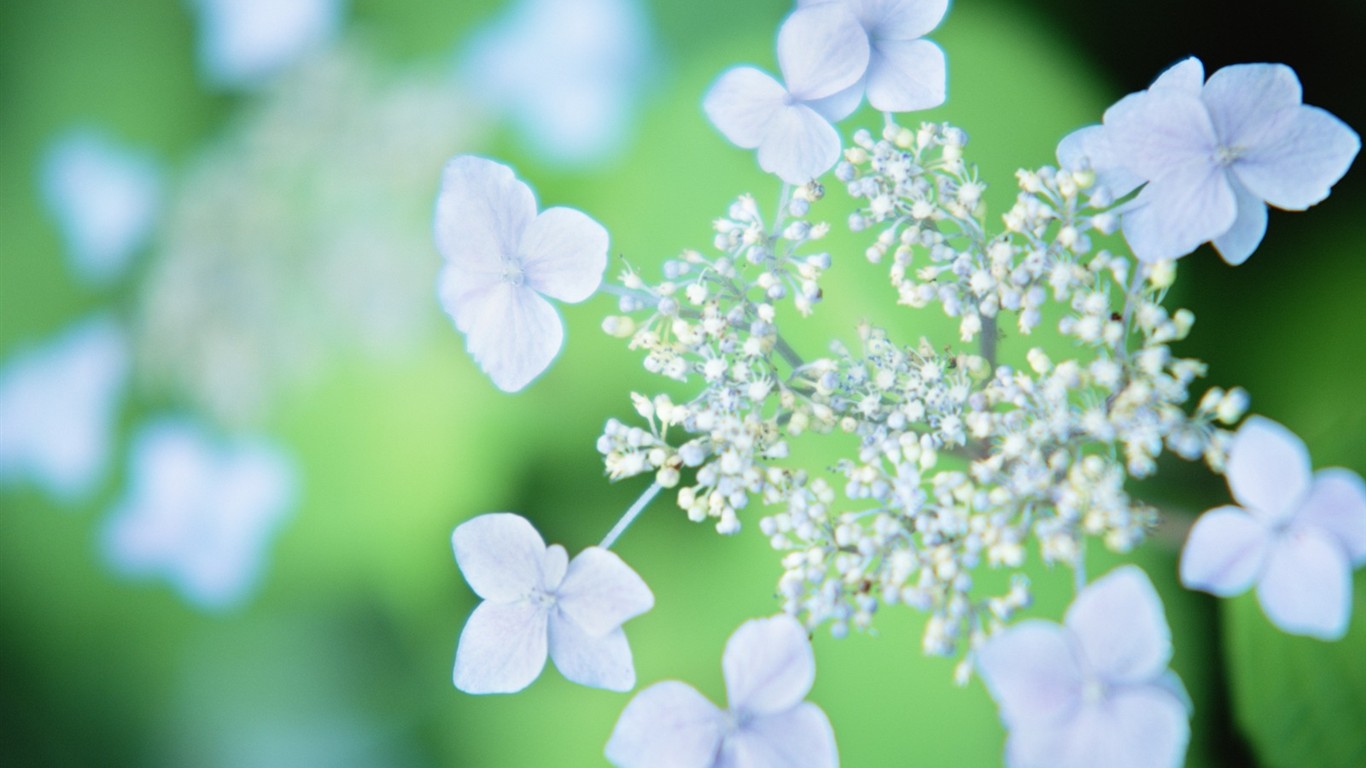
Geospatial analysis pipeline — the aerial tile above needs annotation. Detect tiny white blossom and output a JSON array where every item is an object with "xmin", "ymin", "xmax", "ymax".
[
  {"xmin": 188, "ymin": 0, "xmax": 344, "ymax": 87},
  {"xmin": 977, "ymin": 566, "xmax": 1190, "ymax": 768},
  {"xmin": 1181, "ymin": 416, "xmax": 1366, "ymax": 640},
  {"xmin": 435, "ymin": 156, "xmax": 609, "ymax": 392},
  {"xmin": 452, "ymin": 513, "xmax": 653, "ymax": 694},
  {"xmin": 605, "ymin": 614, "xmax": 838, "ymax": 768}
]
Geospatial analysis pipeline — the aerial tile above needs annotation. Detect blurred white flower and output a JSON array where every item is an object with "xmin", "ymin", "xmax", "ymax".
[
  {"xmin": 39, "ymin": 129, "xmax": 161, "ymax": 286},
  {"xmin": 460, "ymin": 0, "xmax": 654, "ymax": 166},
  {"xmin": 102, "ymin": 419, "xmax": 297, "ymax": 609},
  {"xmin": 0, "ymin": 316, "xmax": 129, "ymax": 502},
  {"xmin": 188, "ymin": 0, "xmax": 345, "ymax": 87}
]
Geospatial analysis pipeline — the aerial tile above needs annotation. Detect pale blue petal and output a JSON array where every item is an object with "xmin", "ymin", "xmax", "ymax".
[
  {"xmin": 757, "ymin": 104, "xmax": 842, "ymax": 185},
  {"xmin": 605, "ymin": 681, "xmax": 727, "ymax": 768},
  {"xmin": 720, "ymin": 702, "xmax": 839, "ymax": 768},
  {"xmin": 437, "ymin": 264, "xmax": 502, "ymax": 336},
  {"xmin": 805, "ymin": 77, "xmax": 865, "ymax": 123},
  {"xmin": 1104, "ymin": 89, "xmax": 1217, "ymax": 181},
  {"xmin": 1211, "ymin": 178, "xmax": 1267, "ymax": 265},
  {"xmin": 1226, "ymin": 416, "xmax": 1310, "ymax": 524},
  {"xmin": 460, "ymin": 282, "xmax": 565, "ymax": 392},
  {"xmin": 1023, "ymin": 687, "xmax": 1189, "ymax": 768},
  {"xmin": 1056, "ymin": 126, "xmax": 1143, "ymax": 199},
  {"xmin": 1065, "ymin": 566, "xmax": 1170, "ymax": 684},
  {"xmin": 1201, "ymin": 63, "xmax": 1302, "ymax": 148},
  {"xmin": 1179, "ymin": 506, "xmax": 1271, "ymax": 597},
  {"xmin": 557, "ymin": 546, "xmax": 654, "ymax": 636},
  {"xmin": 1257, "ymin": 527, "xmax": 1352, "ymax": 640},
  {"xmin": 452, "ymin": 513, "xmax": 546, "ymax": 602},
  {"xmin": 191, "ymin": 0, "xmax": 342, "ymax": 87},
  {"xmin": 548, "ymin": 617, "xmax": 636, "ymax": 691},
  {"xmin": 976, "ymin": 620, "xmax": 1082, "ymax": 731},
  {"xmin": 1149, "ymin": 57, "xmax": 1204, "ymax": 95},
  {"xmin": 865, "ymin": 38, "xmax": 945, "ymax": 112},
  {"xmin": 1232, "ymin": 106, "xmax": 1360, "ymax": 211},
  {"xmin": 1299, "ymin": 469, "xmax": 1366, "ymax": 564},
  {"xmin": 542, "ymin": 544, "xmax": 569, "ymax": 592},
  {"xmin": 521, "ymin": 206, "xmax": 609, "ymax": 303},
  {"xmin": 704, "ymin": 67, "xmax": 788, "ymax": 149},
  {"xmin": 433, "ymin": 155, "xmax": 536, "ymax": 272},
  {"xmin": 860, "ymin": 0, "xmax": 949, "ymax": 40},
  {"xmin": 723, "ymin": 615, "xmax": 815, "ymax": 716},
  {"xmin": 777, "ymin": 4, "xmax": 870, "ymax": 101},
  {"xmin": 453, "ymin": 600, "xmax": 548, "ymax": 693},
  {"xmin": 1121, "ymin": 160, "xmax": 1234, "ymax": 262}
]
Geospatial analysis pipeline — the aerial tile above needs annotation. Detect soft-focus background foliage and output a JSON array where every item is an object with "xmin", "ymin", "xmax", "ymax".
[{"xmin": 1, "ymin": 0, "xmax": 1362, "ymax": 766}]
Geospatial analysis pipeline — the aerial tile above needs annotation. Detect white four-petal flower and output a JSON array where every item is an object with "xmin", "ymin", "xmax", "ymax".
[
  {"xmin": 452, "ymin": 513, "xmax": 654, "ymax": 694},
  {"xmin": 1061, "ymin": 57, "xmax": 1359, "ymax": 265},
  {"xmin": 976, "ymin": 566, "xmax": 1191, "ymax": 768},
  {"xmin": 188, "ymin": 0, "xmax": 344, "ymax": 88},
  {"xmin": 1181, "ymin": 416, "xmax": 1366, "ymax": 640},
  {"xmin": 435, "ymin": 156, "xmax": 609, "ymax": 392},
  {"xmin": 605, "ymin": 614, "xmax": 839, "ymax": 768},
  {"xmin": 703, "ymin": 4, "xmax": 870, "ymax": 184}
]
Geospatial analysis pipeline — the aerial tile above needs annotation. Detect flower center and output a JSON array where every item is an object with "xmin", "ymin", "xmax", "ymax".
[
  {"xmin": 528, "ymin": 588, "xmax": 557, "ymax": 609},
  {"xmin": 1214, "ymin": 145, "xmax": 1244, "ymax": 167},
  {"xmin": 500, "ymin": 257, "xmax": 526, "ymax": 286},
  {"xmin": 1081, "ymin": 676, "xmax": 1108, "ymax": 706}
]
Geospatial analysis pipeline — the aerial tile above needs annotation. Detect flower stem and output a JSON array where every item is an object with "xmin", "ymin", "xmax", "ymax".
[{"xmin": 600, "ymin": 482, "xmax": 663, "ymax": 549}]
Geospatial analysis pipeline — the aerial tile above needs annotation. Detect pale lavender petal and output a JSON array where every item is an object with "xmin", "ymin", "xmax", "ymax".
[
  {"xmin": 433, "ymin": 155, "xmax": 536, "ymax": 272},
  {"xmin": 1232, "ymin": 106, "xmax": 1360, "ymax": 211},
  {"xmin": 1104, "ymin": 89, "xmax": 1217, "ymax": 181},
  {"xmin": 1211, "ymin": 177, "xmax": 1267, "ymax": 266},
  {"xmin": 520, "ymin": 206, "xmax": 609, "ymax": 303},
  {"xmin": 548, "ymin": 616, "xmax": 636, "ymax": 691},
  {"xmin": 458, "ymin": 282, "xmax": 565, "ymax": 392},
  {"xmin": 865, "ymin": 38, "xmax": 945, "ymax": 113},
  {"xmin": 1298, "ymin": 468, "xmax": 1366, "ymax": 564},
  {"xmin": 1226, "ymin": 416, "xmax": 1311, "ymax": 524},
  {"xmin": 1148, "ymin": 57, "xmax": 1204, "ymax": 95},
  {"xmin": 777, "ymin": 4, "xmax": 870, "ymax": 101},
  {"xmin": 720, "ymin": 702, "xmax": 839, "ymax": 768},
  {"xmin": 1201, "ymin": 63, "xmax": 1302, "ymax": 148},
  {"xmin": 862, "ymin": 0, "xmax": 949, "ymax": 40},
  {"xmin": 976, "ymin": 620, "xmax": 1082, "ymax": 730},
  {"xmin": 1013, "ymin": 687, "xmax": 1189, "ymax": 768},
  {"xmin": 453, "ymin": 600, "xmax": 548, "ymax": 694},
  {"xmin": 452, "ymin": 513, "xmax": 546, "ymax": 602},
  {"xmin": 1121, "ymin": 160, "xmax": 1235, "ymax": 262},
  {"xmin": 703, "ymin": 67, "xmax": 787, "ymax": 149},
  {"xmin": 557, "ymin": 546, "xmax": 654, "ymax": 636},
  {"xmin": 605, "ymin": 681, "xmax": 727, "ymax": 768},
  {"xmin": 1065, "ymin": 566, "xmax": 1171, "ymax": 684},
  {"xmin": 436, "ymin": 263, "xmax": 503, "ymax": 336},
  {"xmin": 1056, "ymin": 125, "xmax": 1143, "ymax": 199},
  {"xmin": 757, "ymin": 104, "xmax": 842, "ymax": 185},
  {"xmin": 723, "ymin": 615, "xmax": 815, "ymax": 716},
  {"xmin": 1258, "ymin": 527, "xmax": 1353, "ymax": 640},
  {"xmin": 1179, "ymin": 506, "xmax": 1271, "ymax": 597},
  {"xmin": 542, "ymin": 543, "xmax": 569, "ymax": 592},
  {"xmin": 805, "ymin": 77, "xmax": 865, "ymax": 124}
]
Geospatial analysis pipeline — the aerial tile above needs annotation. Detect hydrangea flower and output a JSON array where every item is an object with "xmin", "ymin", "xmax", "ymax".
[
  {"xmin": 460, "ymin": 0, "xmax": 654, "ymax": 167},
  {"xmin": 39, "ymin": 129, "xmax": 161, "ymax": 285},
  {"xmin": 102, "ymin": 419, "xmax": 296, "ymax": 609},
  {"xmin": 1181, "ymin": 416, "xmax": 1366, "ymax": 640},
  {"xmin": 976, "ymin": 567, "xmax": 1190, "ymax": 768},
  {"xmin": 796, "ymin": 0, "xmax": 948, "ymax": 117},
  {"xmin": 0, "ymin": 317, "xmax": 128, "ymax": 502},
  {"xmin": 703, "ymin": 3, "xmax": 870, "ymax": 184},
  {"xmin": 1060, "ymin": 57, "xmax": 1359, "ymax": 264},
  {"xmin": 435, "ymin": 156, "xmax": 609, "ymax": 392},
  {"xmin": 605, "ymin": 614, "xmax": 839, "ymax": 768},
  {"xmin": 452, "ymin": 513, "xmax": 653, "ymax": 694},
  {"xmin": 188, "ymin": 0, "xmax": 344, "ymax": 87}
]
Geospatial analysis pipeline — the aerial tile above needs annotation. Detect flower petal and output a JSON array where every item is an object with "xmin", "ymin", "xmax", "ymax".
[
  {"xmin": 1299, "ymin": 468, "xmax": 1366, "ymax": 564},
  {"xmin": 457, "ymin": 282, "xmax": 565, "ymax": 392},
  {"xmin": 452, "ymin": 513, "xmax": 546, "ymax": 602},
  {"xmin": 804, "ymin": 77, "xmax": 865, "ymax": 124},
  {"xmin": 863, "ymin": 0, "xmax": 949, "ymax": 40},
  {"xmin": 1065, "ymin": 566, "xmax": 1171, "ymax": 684},
  {"xmin": 1201, "ymin": 63, "xmax": 1302, "ymax": 149},
  {"xmin": 1226, "ymin": 416, "xmax": 1311, "ymax": 524},
  {"xmin": 703, "ymin": 67, "xmax": 787, "ymax": 149},
  {"xmin": 1232, "ymin": 105, "xmax": 1360, "ymax": 211},
  {"xmin": 1011, "ymin": 686, "xmax": 1189, "ymax": 768},
  {"xmin": 757, "ymin": 104, "xmax": 842, "ymax": 185},
  {"xmin": 865, "ymin": 38, "xmax": 945, "ymax": 113},
  {"xmin": 1121, "ymin": 159, "xmax": 1234, "ymax": 262},
  {"xmin": 1104, "ymin": 88, "xmax": 1217, "ymax": 181},
  {"xmin": 1211, "ymin": 178, "xmax": 1267, "ymax": 266},
  {"xmin": 605, "ymin": 681, "xmax": 726, "ymax": 768},
  {"xmin": 433, "ymin": 155, "xmax": 536, "ymax": 271},
  {"xmin": 557, "ymin": 546, "xmax": 654, "ymax": 636},
  {"xmin": 520, "ymin": 206, "xmax": 609, "ymax": 303},
  {"xmin": 976, "ymin": 620, "xmax": 1082, "ymax": 730},
  {"xmin": 453, "ymin": 600, "xmax": 548, "ymax": 694},
  {"xmin": 1258, "ymin": 526, "xmax": 1353, "ymax": 639},
  {"xmin": 777, "ymin": 3, "xmax": 870, "ymax": 101},
  {"xmin": 723, "ymin": 614, "xmax": 815, "ymax": 716},
  {"xmin": 549, "ymin": 616, "xmax": 636, "ymax": 691},
  {"xmin": 1149, "ymin": 57, "xmax": 1204, "ymax": 95},
  {"xmin": 1056, "ymin": 125, "xmax": 1143, "ymax": 199},
  {"xmin": 1179, "ymin": 506, "xmax": 1271, "ymax": 597},
  {"xmin": 721, "ymin": 702, "xmax": 839, "ymax": 768}
]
